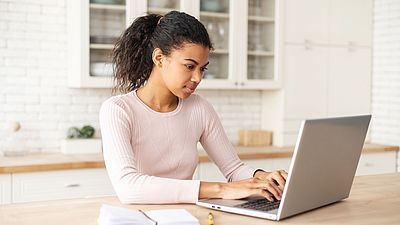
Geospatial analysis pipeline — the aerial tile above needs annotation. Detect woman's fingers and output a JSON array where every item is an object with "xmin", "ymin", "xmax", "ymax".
[
  {"xmin": 265, "ymin": 181, "xmax": 282, "ymax": 200},
  {"xmin": 279, "ymin": 170, "xmax": 288, "ymax": 179},
  {"xmin": 248, "ymin": 178, "xmax": 282, "ymax": 200},
  {"xmin": 271, "ymin": 172, "xmax": 286, "ymax": 190},
  {"xmin": 253, "ymin": 189, "xmax": 274, "ymax": 201}
]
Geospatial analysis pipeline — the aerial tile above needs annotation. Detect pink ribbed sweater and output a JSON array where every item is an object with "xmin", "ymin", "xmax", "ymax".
[{"xmin": 99, "ymin": 90, "xmax": 256, "ymax": 204}]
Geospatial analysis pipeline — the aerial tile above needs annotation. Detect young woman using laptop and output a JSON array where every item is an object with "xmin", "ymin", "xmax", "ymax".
[{"xmin": 99, "ymin": 11, "xmax": 287, "ymax": 204}]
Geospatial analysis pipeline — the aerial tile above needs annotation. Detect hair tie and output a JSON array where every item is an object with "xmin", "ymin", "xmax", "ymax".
[{"xmin": 157, "ymin": 16, "xmax": 164, "ymax": 26}]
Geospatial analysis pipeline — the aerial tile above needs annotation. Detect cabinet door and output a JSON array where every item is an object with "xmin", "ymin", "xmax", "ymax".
[
  {"xmin": 243, "ymin": 0, "xmax": 280, "ymax": 89},
  {"xmin": 284, "ymin": 0, "xmax": 329, "ymax": 44},
  {"xmin": 327, "ymin": 47, "xmax": 371, "ymax": 116},
  {"xmin": 329, "ymin": 0, "xmax": 372, "ymax": 46},
  {"xmin": 283, "ymin": 44, "xmax": 328, "ymax": 119},
  {"xmin": 12, "ymin": 168, "xmax": 115, "ymax": 203},
  {"xmin": 356, "ymin": 152, "xmax": 397, "ymax": 176},
  {"xmin": 0, "ymin": 174, "xmax": 12, "ymax": 204},
  {"xmin": 198, "ymin": 0, "xmax": 237, "ymax": 89}
]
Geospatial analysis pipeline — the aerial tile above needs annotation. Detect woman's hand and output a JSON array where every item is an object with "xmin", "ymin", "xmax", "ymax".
[
  {"xmin": 219, "ymin": 177, "xmax": 283, "ymax": 201},
  {"xmin": 199, "ymin": 170, "xmax": 288, "ymax": 202},
  {"xmin": 253, "ymin": 170, "xmax": 288, "ymax": 193}
]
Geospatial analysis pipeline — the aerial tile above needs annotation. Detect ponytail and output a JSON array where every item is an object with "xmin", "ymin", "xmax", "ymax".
[
  {"xmin": 112, "ymin": 14, "xmax": 161, "ymax": 93},
  {"xmin": 112, "ymin": 11, "xmax": 212, "ymax": 93}
]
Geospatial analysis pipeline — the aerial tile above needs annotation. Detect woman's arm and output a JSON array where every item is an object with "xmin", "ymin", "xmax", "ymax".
[{"xmin": 198, "ymin": 97, "xmax": 287, "ymax": 201}]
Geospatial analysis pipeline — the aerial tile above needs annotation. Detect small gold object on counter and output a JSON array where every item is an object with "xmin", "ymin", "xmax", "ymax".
[{"xmin": 239, "ymin": 129, "xmax": 272, "ymax": 147}]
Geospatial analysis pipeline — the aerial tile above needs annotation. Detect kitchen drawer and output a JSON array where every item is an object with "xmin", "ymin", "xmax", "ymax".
[
  {"xmin": 0, "ymin": 174, "xmax": 12, "ymax": 204},
  {"xmin": 12, "ymin": 168, "xmax": 115, "ymax": 203},
  {"xmin": 356, "ymin": 152, "xmax": 397, "ymax": 176}
]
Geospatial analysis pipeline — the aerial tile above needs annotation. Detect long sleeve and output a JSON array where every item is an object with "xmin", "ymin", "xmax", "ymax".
[
  {"xmin": 99, "ymin": 98, "xmax": 200, "ymax": 204},
  {"xmin": 199, "ymin": 99, "xmax": 257, "ymax": 182}
]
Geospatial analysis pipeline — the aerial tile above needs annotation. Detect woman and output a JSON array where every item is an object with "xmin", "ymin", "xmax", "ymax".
[{"xmin": 100, "ymin": 11, "xmax": 287, "ymax": 204}]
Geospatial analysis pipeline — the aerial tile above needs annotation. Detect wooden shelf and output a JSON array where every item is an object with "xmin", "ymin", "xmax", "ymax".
[
  {"xmin": 90, "ymin": 43, "xmax": 114, "ymax": 50},
  {"xmin": 248, "ymin": 50, "xmax": 274, "ymax": 56},
  {"xmin": 248, "ymin": 15, "xmax": 274, "ymax": 22},
  {"xmin": 89, "ymin": 3, "xmax": 125, "ymax": 11},
  {"xmin": 212, "ymin": 49, "xmax": 229, "ymax": 54},
  {"xmin": 200, "ymin": 11, "xmax": 229, "ymax": 19},
  {"xmin": 147, "ymin": 7, "xmax": 178, "ymax": 15}
]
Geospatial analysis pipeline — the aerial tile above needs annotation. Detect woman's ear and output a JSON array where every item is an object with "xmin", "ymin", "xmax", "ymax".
[{"xmin": 152, "ymin": 48, "xmax": 164, "ymax": 68}]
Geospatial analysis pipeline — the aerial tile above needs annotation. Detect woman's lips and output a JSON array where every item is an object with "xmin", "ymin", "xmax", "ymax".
[{"xmin": 184, "ymin": 85, "xmax": 196, "ymax": 94}]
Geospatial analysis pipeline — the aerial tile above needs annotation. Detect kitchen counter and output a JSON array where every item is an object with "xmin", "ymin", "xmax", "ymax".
[
  {"xmin": 0, "ymin": 143, "xmax": 397, "ymax": 173},
  {"xmin": 1, "ymin": 173, "xmax": 399, "ymax": 225}
]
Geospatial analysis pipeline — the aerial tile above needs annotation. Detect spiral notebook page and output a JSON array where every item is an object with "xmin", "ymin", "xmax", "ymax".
[{"xmin": 98, "ymin": 204, "xmax": 199, "ymax": 225}]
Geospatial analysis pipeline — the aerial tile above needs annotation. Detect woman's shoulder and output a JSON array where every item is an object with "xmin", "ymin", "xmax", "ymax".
[
  {"xmin": 183, "ymin": 94, "xmax": 216, "ymax": 115},
  {"xmin": 100, "ymin": 92, "xmax": 135, "ymax": 114}
]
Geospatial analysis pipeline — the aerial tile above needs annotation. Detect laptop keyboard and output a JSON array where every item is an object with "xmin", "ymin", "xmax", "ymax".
[{"xmin": 235, "ymin": 199, "xmax": 281, "ymax": 212}]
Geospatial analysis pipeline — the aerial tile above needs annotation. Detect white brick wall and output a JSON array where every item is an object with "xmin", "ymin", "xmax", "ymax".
[
  {"xmin": 371, "ymin": 0, "xmax": 400, "ymax": 146},
  {"xmin": 0, "ymin": 0, "xmax": 262, "ymax": 153}
]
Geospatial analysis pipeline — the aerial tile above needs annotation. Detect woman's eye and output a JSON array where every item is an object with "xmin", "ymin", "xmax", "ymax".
[
  {"xmin": 186, "ymin": 64, "xmax": 194, "ymax": 70},
  {"xmin": 201, "ymin": 67, "xmax": 208, "ymax": 72}
]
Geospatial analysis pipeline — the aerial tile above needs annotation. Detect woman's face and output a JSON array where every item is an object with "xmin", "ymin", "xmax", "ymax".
[{"xmin": 160, "ymin": 43, "xmax": 210, "ymax": 99}]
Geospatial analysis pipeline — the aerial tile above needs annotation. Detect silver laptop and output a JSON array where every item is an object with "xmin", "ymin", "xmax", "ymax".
[{"xmin": 197, "ymin": 115, "xmax": 371, "ymax": 221}]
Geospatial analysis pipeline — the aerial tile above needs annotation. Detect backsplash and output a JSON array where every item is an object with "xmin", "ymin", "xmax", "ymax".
[{"xmin": 0, "ymin": 0, "xmax": 262, "ymax": 153}]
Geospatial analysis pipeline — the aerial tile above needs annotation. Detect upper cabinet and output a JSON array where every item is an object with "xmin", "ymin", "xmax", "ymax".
[
  {"xmin": 67, "ymin": 0, "xmax": 281, "ymax": 89},
  {"xmin": 285, "ymin": 0, "xmax": 372, "ymax": 47},
  {"xmin": 284, "ymin": 0, "xmax": 330, "ymax": 45}
]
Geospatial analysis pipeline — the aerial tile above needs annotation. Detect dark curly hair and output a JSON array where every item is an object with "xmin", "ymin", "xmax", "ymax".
[{"xmin": 112, "ymin": 11, "xmax": 213, "ymax": 93}]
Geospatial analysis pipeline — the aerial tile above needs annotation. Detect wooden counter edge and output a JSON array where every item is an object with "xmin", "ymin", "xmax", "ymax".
[
  {"xmin": 1, "ymin": 144, "xmax": 398, "ymax": 173},
  {"xmin": 0, "ymin": 161, "xmax": 105, "ymax": 173}
]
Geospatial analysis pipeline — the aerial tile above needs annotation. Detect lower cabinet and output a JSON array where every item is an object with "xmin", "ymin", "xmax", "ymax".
[
  {"xmin": 356, "ymin": 152, "xmax": 397, "ymax": 176},
  {"xmin": 0, "ymin": 174, "xmax": 12, "ymax": 204},
  {"xmin": 12, "ymin": 168, "xmax": 115, "ymax": 203},
  {"xmin": 197, "ymin": 152, "xmax": 399, "ymax": 182}
]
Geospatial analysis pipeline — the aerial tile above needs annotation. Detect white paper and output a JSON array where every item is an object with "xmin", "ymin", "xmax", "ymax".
[
  {"xmin": 98, "ymin": 205, "xmax": 199, "ymax": 225},
  {"xmin": 98, "ymin": 204, "xmax": 155, "ymax": 225},
  {"xmin": 145, "ymin": 209, "xmax": 199, "ymax": 225}
]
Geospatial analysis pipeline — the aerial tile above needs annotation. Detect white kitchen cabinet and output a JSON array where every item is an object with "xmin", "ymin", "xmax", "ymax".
[
  {"xmin": 0, "ymin": 174, "xmax": 12, "ymax": 204},
  {"xmin": 262, "ymin": 0, "xmax": 372, "ymax": 146},
  {"xmin": 356, "ymin": 152, "xmax": 397, "ymax": 176},
  {"xmin": 329, "ymin": 0, "xmax": 372, "ymax": 46},
  {"xmin": 327, "ymin": 47, "xmax": 371, "ymax": 116},
  {"xmin": 67, "ymin": 0, "xmax": 281, "ymax": 90},
  {"xmin": 283, "ymin": 44, "xmax": 328, "ymax": 119},
  {"xmin": 284, "ymin": 0, "xmax": 329, "ymax": 44},
  {"xmin": 284, "ymin": 0, "xmax": 372, "ymax": 46},
  {"xmin": 12, "ymin": 168, "xmax": 114, "ymax": 203}
]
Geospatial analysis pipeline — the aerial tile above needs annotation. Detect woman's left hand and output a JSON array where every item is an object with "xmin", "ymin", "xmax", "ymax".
[{"xmin": 253, "ymin": 170, "xmax": 288, "ymax": 193}]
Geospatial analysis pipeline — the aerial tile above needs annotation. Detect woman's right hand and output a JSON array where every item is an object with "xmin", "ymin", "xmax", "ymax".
[{"xmin": 199, "ymin": 177, "xmax": 283, "ymax": 202}]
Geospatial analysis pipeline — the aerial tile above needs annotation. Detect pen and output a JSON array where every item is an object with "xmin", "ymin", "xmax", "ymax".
[{"xmin": 208, "ymin": 212, "xmax": 214, "ymax": 225}]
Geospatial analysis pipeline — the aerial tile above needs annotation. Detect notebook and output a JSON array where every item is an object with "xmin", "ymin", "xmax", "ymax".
[{"xmin": 97, "ymin": 204, "xmax": 199, "ymax": 225}]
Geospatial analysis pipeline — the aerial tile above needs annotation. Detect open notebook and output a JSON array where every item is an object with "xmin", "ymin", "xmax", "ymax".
[{"xmin": 97, "ymin": 204, "xmax": 199, "ymax": 225}]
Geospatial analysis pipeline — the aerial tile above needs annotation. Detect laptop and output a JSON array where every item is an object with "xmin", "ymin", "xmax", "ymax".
[{"xmin": 197, "ymin": 115, "xmax": 371, "ymax": 221}]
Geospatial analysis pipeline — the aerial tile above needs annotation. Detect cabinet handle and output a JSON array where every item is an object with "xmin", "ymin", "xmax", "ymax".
[
  {"xmin": 65, "ymin": 183, "xmax": 81, "ymax": 188},
  {"xmin": 241, "ymin": 82, "xmax": 245, "ymax": 86},
  {"xmin": 304, "ymin": 39, "xmax": 312, "ymax": 50},
  {"xmin": 234, "ymin": 82, "xmax": 238, "ymax": 86},
  {"xmin": 348, "ymin": 41, "xmax": 356, "ymax": 52},
  {"xmin": 364, "ymin": 163, "xmax": 374, "ymax": 167}
]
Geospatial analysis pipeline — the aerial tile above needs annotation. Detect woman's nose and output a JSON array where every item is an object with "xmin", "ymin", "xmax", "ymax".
[{"xmin": 191, "ymin": 70, "xmax": 202, "ymax": 83}]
